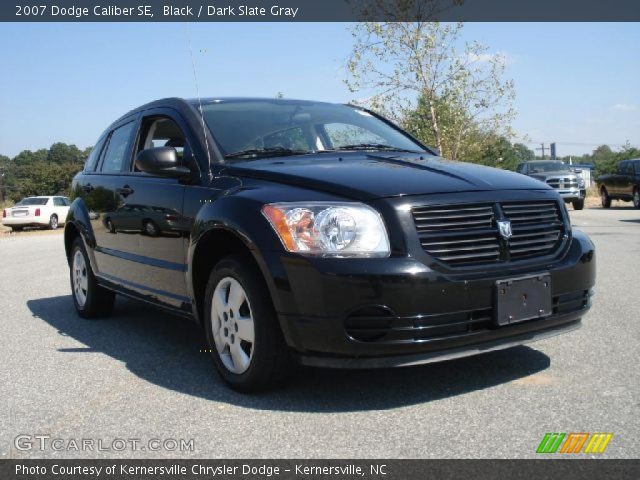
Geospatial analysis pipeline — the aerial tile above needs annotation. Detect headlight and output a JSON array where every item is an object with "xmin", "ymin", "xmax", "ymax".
[
  {"xmin": 262, "ymin": 202, "xmax": 390, "ymax": 257},
  {"xmin": 578, "ymin": 177, "xmax": 585, "ymax": 188}
]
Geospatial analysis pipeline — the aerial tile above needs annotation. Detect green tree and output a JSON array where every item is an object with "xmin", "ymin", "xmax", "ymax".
[
  {"xmin": 12, "ymin": 149, "xmax": 48, "ymax": 165},
  {"xmin": 475, "ymin": 137, "xmax": 535, "ymax": 171},
  {"xmin": 48, "ymin": 142, "xmax": 84, "ymax": 164},
  {"xmin": 346, "ymin": 22, "xmax": 515, "ymax": 160},
  {"xmin": 1, "ymin": 142, "xmax": 88, "ymax": 201}
]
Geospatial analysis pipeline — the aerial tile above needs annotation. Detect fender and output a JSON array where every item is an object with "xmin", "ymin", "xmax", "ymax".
[
  {"xmin": 187, "ymin": 193, "xmax": 292, "ymax": 326},
  {"xmin": 65, "ymin": 197, "xmax": 99, "ymax": 274}
]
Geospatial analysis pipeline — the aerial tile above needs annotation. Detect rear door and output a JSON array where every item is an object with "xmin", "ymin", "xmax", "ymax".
[
  {"xmin": 52, "ymin": 197, "xmax": 70, "ymax": 224},
  {"xmin": 621, "ymin": 161, "xmax": 636, "ymax": 197},
  {"xmin": 103, "ymin": 108, "xmax": 194, "ymax": 310},
  {"xmin": 81, "ymin": 118, "xmax": 139, "ymax": 277},
  {"xmin": 612, "ymin": 161, "xmax": 629, "ymax": 196}
]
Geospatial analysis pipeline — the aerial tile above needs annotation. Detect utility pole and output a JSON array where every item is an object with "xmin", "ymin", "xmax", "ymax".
[{"xmin": 536, "ymin": 143, "xmax": 547, "ymax": 160}]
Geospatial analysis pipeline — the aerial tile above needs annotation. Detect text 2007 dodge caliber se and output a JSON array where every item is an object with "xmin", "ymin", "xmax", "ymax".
[{"xmin": 65, "ymin": 98, "xmax": 595, "ymax": 391}]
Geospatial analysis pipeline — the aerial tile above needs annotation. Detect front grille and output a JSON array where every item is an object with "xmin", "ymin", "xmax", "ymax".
[
  {"xmin": 413, "ymin": 201, "xmax": 565, "ymax": 268},
  {"xmin": 501, "ymin": 202, "xmax": 564, "ymax": 260},
  {"xmin": 345, "ymin": 307, "xmax": 493, "ymax": 343},
  {"xmin": 546, "ymin": 177, "xmax": 578, "ymax": 189},
  {"xmin": 344, "ymin": 290, "xmax": 591, "ymax": 344}
]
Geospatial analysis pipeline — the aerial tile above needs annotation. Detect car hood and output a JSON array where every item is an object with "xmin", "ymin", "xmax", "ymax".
[{"xmin": 222, "ymin": 153, "xmax": 552, "ymax": 200}]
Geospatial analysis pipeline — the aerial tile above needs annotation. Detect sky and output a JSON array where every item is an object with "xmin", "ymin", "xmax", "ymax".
[{"xmin": 0, "ymin": 22, "xmax": 638, "ymax": 158}]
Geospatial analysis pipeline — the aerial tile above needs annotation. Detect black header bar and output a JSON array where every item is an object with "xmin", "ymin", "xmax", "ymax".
[{"xmin": 3, "ymin": 0, "xmax": 640, "ymax": 22}]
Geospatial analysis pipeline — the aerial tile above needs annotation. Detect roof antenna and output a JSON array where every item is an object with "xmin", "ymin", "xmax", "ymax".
[{"xmin": 186, "ymin": 24, "xmax": 213, "ymax": 181}]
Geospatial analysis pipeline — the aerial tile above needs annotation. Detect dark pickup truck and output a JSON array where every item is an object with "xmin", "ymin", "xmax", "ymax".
[
  {"xmin": 65, "ymin": 97, "xmax": 596, "ymax": 391},
  {"xmin": 596, "ymin": 159, "xmax": 640, "ymax": 208}
]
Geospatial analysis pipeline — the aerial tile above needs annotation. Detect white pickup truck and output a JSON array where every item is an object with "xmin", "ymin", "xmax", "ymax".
[{"xmin": 2, "ymin": 196, "xmax": 70, "ymax": 231}]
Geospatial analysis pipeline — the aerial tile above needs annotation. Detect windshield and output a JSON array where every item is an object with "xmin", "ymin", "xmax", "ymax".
[
  {"xmin": 529, "ymin": 161, "xmax": 568, "ymax": 173},
  {"xmin": 197, "ymin": 99, "xmax": 426, "ymax": 159},
  {"xmin": 16, "ymin": 197, "xmax": 48, "ymax": 206}
]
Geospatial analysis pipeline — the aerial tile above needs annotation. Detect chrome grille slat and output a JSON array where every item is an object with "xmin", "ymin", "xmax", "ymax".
[
  {"xmin": 413, "ymin": 200, "xmax": 565, "ymax": 267},
  {"xmin": 422, "ymin": 237, "xmax": 497, "ymax": 247},
  {"xmin": 415, "ymin": 219, "xmax": 493, "ymax": 230},
  {"xmin": 413, "ymin": 211, "xmax": 493, "ymax": 221},
  {"xmin": 510, "ymin": 244, "xmax": 557, "ymax": 254},
  {"xmin": 428, "ymin": 244, "xmax": 501, "ymax": 253}
]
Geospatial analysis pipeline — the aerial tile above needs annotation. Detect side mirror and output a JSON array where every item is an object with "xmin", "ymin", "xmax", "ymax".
[{"xmin": 135, "ymin": 147, "xmax": 191, "ymax": 177}]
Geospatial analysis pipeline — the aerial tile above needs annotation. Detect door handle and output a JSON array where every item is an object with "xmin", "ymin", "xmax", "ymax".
[
  {"xmin": 116, "ymin": 185, "xmax": 134, "ymax": 197},
  {"xmin": 81, "ymin": 184, "xmax": 94, "ymax": 193}
]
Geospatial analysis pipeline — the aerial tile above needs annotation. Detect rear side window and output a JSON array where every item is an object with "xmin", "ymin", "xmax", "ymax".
[
  {"xmin": 626, "ymin": 163, "xmax": 635, "ymax": 175},
  {"xmin": 84, "ymin": 135, "xmax": 108, "ymax": 172},
  {"xmin": 53, "ymin": 197, "xmax": 65, "ymax": 206},
  {"xmin": 634, "ymin": 161, "xmax": 640, "ymax": 175},
  {"xmin": 16, "ymin": 197, "xmax": 49, "ymax": 206},
  {"xmin": 100, "ymin": 121, "xmax": 137, "ymax": 173}
]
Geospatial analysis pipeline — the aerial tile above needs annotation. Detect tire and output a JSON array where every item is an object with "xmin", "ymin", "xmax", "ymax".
[
  {"xmin": 572, "ymin": 199, "xmax": 584, "ymax": 211},
  {"xmin": 10, "ymin": 226, "xmax": 23, "ymax": 232},
  {"xmin": 601, "ymin": 188, "xmax": 611, "ymax": 208},
  {"xmin": 633, "ymin": 188, "xmax": 640, "ymax": 209},
  {"xmin": 69, "ymin": 237, "xmax": 115, "ymax": 319},
  {"xmin": 143, "ymin": 219, "xmax": 159, "ymax": 237},
  {"xmin": 203, "ymin": 254, "xmax": 291, "ymax": 392},
  {"xmin": 49, "ymin": 214, "xmax": 58, "ymax": 230}
]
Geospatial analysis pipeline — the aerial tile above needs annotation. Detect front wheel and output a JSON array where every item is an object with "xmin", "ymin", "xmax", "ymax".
[
  {"xmin": 601, "ymin": 188, "xmax": 612, "ymax": 208},
  {"xmin": 633, "ymin": 188, "xmax": 640, "ymax": 209},
  {"xmin": 204, "ymin": 255, "xmax": 291, "ymax": 392},
  {"xmin": 69, "ymin": 237, "xmax": 115, "ymax": 318},
  {"xmin": 572, "ymin": 199, "xmax": 584, "ymax": 211},
  {"xmin": 49, "ymin": 214, "xmax": 58, "ymax": 230}
]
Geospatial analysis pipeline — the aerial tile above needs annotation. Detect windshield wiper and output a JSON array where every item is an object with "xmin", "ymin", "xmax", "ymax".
[
  {"xmin": 326, "ymin": 143, "xmax": 423, "ymax": 153},
  {"xmin": 224, "ymin": 147, "xmax": 312, "ymax": 159}
]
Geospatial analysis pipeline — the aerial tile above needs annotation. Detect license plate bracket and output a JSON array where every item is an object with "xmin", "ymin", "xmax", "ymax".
[{"xmin": 495, "ymin": 274, "xmax": 552, "ymax": 326}]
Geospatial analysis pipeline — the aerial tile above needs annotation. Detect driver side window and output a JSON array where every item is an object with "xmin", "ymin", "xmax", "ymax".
[{"xmin": 136, "ymin": 116, "xmax": 189, "ymax": 170}]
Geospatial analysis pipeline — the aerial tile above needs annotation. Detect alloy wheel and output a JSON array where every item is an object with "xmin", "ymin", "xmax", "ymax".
[
  {"xmin": 72, "ymin": 249, "xmax": 88, "ymax": 307},
  {"xmin": 210, "ymin": 277, "xmax": 255, "ymax": 374}
]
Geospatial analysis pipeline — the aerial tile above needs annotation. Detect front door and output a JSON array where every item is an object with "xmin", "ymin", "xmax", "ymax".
[{"xmin": 104, "ymin": 110, "xmax": 195, "ymax": 310}]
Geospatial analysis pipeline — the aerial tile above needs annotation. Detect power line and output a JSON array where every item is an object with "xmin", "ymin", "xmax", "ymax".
[{"xmin": 518, "ymin": 139, "xmax": 636, "ymax": 149}]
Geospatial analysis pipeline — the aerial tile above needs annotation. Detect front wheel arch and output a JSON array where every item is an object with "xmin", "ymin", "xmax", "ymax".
[
  {"xmin": 64, "ymin": 222, "xmax": 80, "ymax": 264},
  {"xmin": 190, "ymin": 228, "xmax": 275, "ymax": 326}
]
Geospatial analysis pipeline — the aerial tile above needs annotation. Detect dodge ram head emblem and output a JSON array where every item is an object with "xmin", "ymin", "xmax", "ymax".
[{"xmin": 498, "ymin": 220, "xmax": 513, "ymax": 240}]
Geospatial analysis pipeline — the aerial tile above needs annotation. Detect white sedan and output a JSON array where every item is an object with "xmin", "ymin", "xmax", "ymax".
[{"xmin": 2, "ymin": 196, "xmax": 71, "ymax": 231}]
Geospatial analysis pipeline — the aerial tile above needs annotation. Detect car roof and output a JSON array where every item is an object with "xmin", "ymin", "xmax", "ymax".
[
  {"xmin": 109, "ymin": 97, "xmax": 346, "ymax": 129},
  {"xmin": 188, "ymin": 97, "xmax": 339, "ymax": 105},
  {"xmin": 23, "ymin": 195, "xmax": 67, "ymax": 199},
  {"xmin": 524, "ymin": 160, "xmax": 564, "ymax": 164}
]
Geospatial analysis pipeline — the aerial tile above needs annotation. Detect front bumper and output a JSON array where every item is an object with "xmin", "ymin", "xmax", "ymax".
[
  {"xmin": 556, "ymin": 188, "xmax": 585, "ymax": 201},
  {"xmin": 269, "ymin": 230, "xmax": 595, "ymax": 368}
]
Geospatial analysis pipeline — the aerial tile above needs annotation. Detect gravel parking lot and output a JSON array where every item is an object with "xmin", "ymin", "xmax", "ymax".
[{"xmin": 1, "ymin": 207, "xmax": 638, "ymax": 459}]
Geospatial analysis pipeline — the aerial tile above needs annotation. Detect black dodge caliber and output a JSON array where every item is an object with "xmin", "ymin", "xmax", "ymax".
[{"xmin": 65, "ymin": 98, "xmax": 595, "ymax": 391}]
